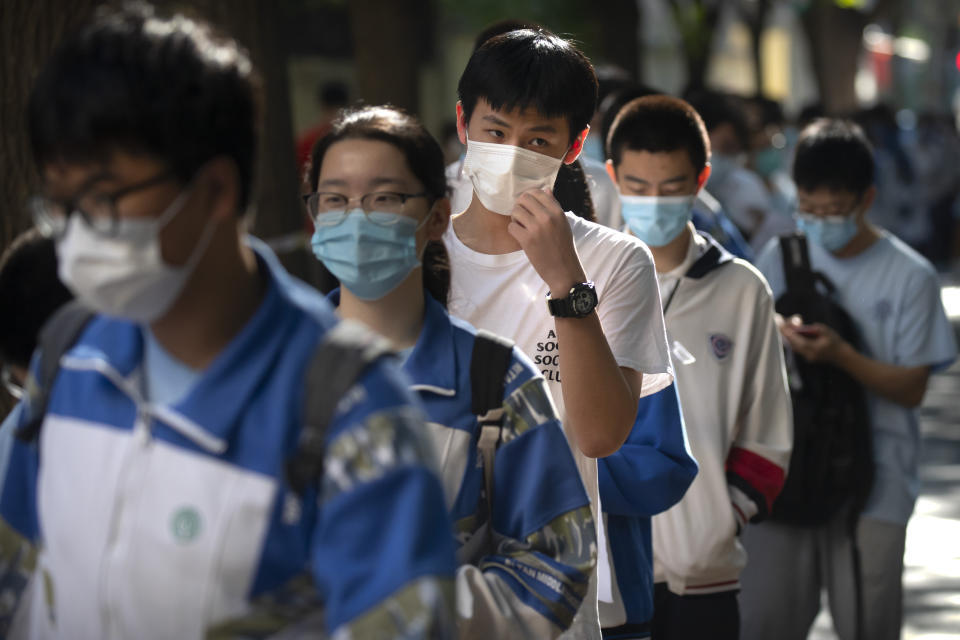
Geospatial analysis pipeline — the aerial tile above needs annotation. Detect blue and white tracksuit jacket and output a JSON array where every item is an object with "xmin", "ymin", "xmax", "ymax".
[
  {"xmin": 0, "ymin": 241, "xmax": 457, "ymax": 640},
  {"xmin": 330, "ymin": 290, "xmax": 597, "ymax": 639},
  {"xmin": 598, "ymin": 383, "xmax": 697, "ymax": 637}
]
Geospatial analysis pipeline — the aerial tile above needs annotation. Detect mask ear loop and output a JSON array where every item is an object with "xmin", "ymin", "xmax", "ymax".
[{"xmin": 414, "ymin": 205, "xmax": 436, "ymax": 261}]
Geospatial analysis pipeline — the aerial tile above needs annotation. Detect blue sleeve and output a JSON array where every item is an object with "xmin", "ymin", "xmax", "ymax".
[
  {"xmin": 0, "ymin": 354, "xmax": 43, "ymax": 541},
  {"xmin": 311, "ymin": 358, "xmax": 457, "ymax": 638},
  {"xmin": 456, "ymin": 352, "xmax": 596, "ymax": 638},
  {"xmin": 598, "ymin": 383, "xmax": 698, "ymax": 517}
]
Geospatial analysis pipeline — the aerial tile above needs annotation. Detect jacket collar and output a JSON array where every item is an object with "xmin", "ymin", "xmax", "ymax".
[
  {"xmin": 327, "ymin": 288, "xmax": 459, "ymax": 396},
  {"xmin": 685, "ymin": 231, "xmax": 735, "ymax": 280},
  {"xmin": 68, "ymin": 237, "xmax": 318, "ymax": 453}
]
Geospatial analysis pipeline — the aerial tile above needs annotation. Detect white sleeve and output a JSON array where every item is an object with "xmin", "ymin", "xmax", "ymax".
[{"xmin": 595, "ymin": 241, "xmax": 674, "ymax": 397}]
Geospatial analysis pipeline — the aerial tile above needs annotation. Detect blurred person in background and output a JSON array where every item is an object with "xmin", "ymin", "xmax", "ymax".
[
  {"xmin": 740, "ymin": 119, "xmax": 957, "ymax": 640},
  {"xmin": 689, "ymin": 91, "xmax": 777, "ymax": 253},
  {"xmin": 0, "ymin": 5, "xmax": 457, "ymax": 638}
]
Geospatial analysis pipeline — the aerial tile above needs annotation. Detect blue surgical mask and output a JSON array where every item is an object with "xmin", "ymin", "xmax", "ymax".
[
  {"xmin": 620, "ymin": 194, "xmax": 695, "ymax": 247},
  {"xmin": 795, "ymin": 212, "xmax": 858, "ymax": 252},
  {"xmin": 311, "ymin": 209, "xmax": 427, "ymax": 300},
  {"xmin": 753, "ymin": 146, "xmax": 784, "ymax": 179}
]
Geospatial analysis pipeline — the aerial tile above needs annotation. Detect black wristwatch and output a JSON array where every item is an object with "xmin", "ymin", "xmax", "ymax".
[{"xmin": 547, "ymin": 281, "xmax": 598, "ymax": 318}]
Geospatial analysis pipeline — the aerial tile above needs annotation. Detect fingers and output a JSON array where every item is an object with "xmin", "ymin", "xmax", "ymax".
[{"xmin": 516, "ymin": 188, "xmax": 563, "ymax": 221}]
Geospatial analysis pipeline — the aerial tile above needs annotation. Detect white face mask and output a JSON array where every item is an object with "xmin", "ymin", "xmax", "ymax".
[
  {"xmin": 461, "ymin": 136, "xmax": 564, "ymax": 215},
  {"xmin": 56, "ymin": 186, "xmax": 217, "ymax": 323}
]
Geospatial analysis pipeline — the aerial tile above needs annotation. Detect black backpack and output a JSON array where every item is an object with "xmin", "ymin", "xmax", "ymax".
[
  {"xmin": 770, "ymin": 233, "xmax": 874, "ymax": 528},
  {"xmin": 18, "ymin": 302, "xmax": 514, "ymax": 501}
]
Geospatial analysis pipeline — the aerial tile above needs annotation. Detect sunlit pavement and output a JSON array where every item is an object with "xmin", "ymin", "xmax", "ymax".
[{"xmin": 809, "ymin": 279, "xmax": 960, "ymax": 639}]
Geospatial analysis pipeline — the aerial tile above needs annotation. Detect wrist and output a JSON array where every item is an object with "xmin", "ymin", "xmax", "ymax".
[
  {"xmin": 830, "ymin": 340, "xmax": 857, "ymax": 369},
  {"xmin": 547, "ymin": 268, "xmax": 587, "ymax": 296}
]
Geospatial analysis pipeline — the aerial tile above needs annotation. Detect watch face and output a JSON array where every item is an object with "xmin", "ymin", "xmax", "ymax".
[{"xmin": 571, "ymin": 286, "xmax": 597, "ymax": 315}]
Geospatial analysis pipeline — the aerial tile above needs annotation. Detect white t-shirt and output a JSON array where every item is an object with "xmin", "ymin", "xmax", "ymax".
[
  {"xmin": 444, "ymin": 212, "xmax": 674, "ymax": 639},
  {"xmin": 756, "ymin": 231, "xmax": 958, "ymax": 525}
]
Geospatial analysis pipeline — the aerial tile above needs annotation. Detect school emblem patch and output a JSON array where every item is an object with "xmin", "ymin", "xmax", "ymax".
[
  {"xmin": 709, "ymin": 333, "xmax": 733, "ymax": 361},
  {"xmin": 171, "ymin": 506, "xmax": 202, "ymax": 544}
]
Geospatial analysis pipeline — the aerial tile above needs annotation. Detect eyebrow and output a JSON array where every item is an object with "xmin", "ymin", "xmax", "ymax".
[
  {"xmin": 481, "ymin": 114, "xmax": 558, "ymax": 135},
  {"xmin": 46, "ymin": 170, "xmax": 114, "ymax": 200},
  {"xmin": 482, "ymin": 114, "xmax": 511, "ymax": 128},
  {"xmin": 623, "ymin": 174, "xmax": 689, "ymax": 186},
  {"xmin": 316, "ymin": 176, "xmax": 408, "ymax": 190}
]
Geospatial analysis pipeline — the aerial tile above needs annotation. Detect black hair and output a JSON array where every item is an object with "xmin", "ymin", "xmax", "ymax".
[
  {"xmin": 0, "ymin": 230, "xmax": 74, "ymax": 368},
  {"xmin": 607, "ymin": 95, "xmax": 710, "ymax": 173},
  {"xmin": 457, "ymin": 29, "xmax": 598, "ymax": 143},
  {"xmin": 473, "ymin": 19, "xmax": 543, "ymax": 52},
  {"xmin": 599, "ymin": 83, "xmax": 662, "ymax": 158},
  {"xmin": 553, "ymin": 161, "xmax": 596, "ymax": 222},
  {"xmin": 793, "ymin": 119, "xmax": 875, "ymax": 195},
  {"xmin": 685, "ymin": 90, "xmax": 750, "ymax": 152},
  {"xmin": 28, "ymin": 3, "xmax": 261, "ymax": 211},
  {"xmin": 307, "ymin": 106, "xmax": 450, "ymax": 306}
]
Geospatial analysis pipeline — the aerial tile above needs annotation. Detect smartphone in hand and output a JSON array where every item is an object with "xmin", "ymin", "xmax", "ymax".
[{"xmin": 794, "ymin": 325, "xmax": 820, "ymax": 338}]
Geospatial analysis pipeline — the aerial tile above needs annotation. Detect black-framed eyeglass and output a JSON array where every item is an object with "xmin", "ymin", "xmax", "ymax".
[
  {"xmin": 2, "ymin": 365, "xmax": 24, "ymax": 401},
  {"xmin": 303, "ymin": 191, "xmax": 429, "ymax": 227},
  {"xmin": 31, "ymin": 170, "xmax": 177, "ymax": 239}
]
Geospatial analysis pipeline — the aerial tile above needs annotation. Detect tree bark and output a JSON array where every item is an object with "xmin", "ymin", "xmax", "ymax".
[
  {"xmin": 0, "ymin": 0, "xmax": 99, "ymax": 254},
  {"xmin": 801, "ymin": 0, "xmax": 866, "ymax": 114},
  {"xmin": 668, "ymin": 0, "xmax": 722, "ymax": 93},
  {"xmin": 596, "ymin": 0, "xmax": 641, "ymax": 79},
  {"xmin": 740, "ymin": 0, "xmax": 770, "ymax": 96},
  {"xmin": 348, "ymin": 0, "xmax": 430, "ymax": 114}
]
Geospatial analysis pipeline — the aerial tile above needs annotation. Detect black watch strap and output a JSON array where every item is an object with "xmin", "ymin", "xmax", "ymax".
[{"xmin": 547, "ymin": 281, "xmax": 597, "ymax": 318}]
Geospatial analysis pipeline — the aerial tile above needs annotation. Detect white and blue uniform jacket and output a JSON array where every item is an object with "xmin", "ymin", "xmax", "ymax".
[
  {"xmin": 332, "ymin": 290, "xmax": 596, "ymax": 638},
  {"xmin": 0, "ymin": 241, "xmax": 457, "ymax": 640}
]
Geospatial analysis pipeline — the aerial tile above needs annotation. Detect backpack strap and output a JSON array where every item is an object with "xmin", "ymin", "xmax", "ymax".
[
  {"xmin": 779, "ymin": 232, "xmax": 816, "ymax": 294},
  {"xmin": 469, "ymin": 331, "xmax": 514, "ymax": 529},
  {"xmin": 16, "ymin": 301, "xmax": 94, "ymax": 444},
  {"xmin": 286, "ymin": 320, "xmax": 394, "ymax": 496}
]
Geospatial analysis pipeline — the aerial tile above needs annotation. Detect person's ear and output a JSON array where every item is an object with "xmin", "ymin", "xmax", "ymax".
[
  {"xmin": 696, "ymin": 164, "xmax": 712, "ymax": 192},
  {"xmin": 605, "ymin": 159, "xmax": 618, "ymax": 186},
  {"xmin": 426, "ymin": 197, "xmax": 451, "ymax": 242},
  {"xmin": 201, "ymin": 156, "xmax": 241, "ymax": 221},
  {"xmin": 563, "ymin": 126, "xmax": 590, "ymax": 164},
  {"xmin": 456, "ymin": 102, "xmax": 469, "ymax": 146}
]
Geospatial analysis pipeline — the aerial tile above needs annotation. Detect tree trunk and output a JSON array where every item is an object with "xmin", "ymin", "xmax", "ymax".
[
  {"xmin": 741, "ymin": 0, "xmax": 770, "ymax": 96},
  {"xmin": 348, "ymin": 0, "xmax": 430, "ymax": 114},
  {"xmin": 0, "ymin": 0, "xmax": 99, "ymax": 254},
  {"xmin": 596, "ymin": 0, "xmax": 641, "ymax": 79},
  {"xmin": 668, "ymin": 0, "xmax": 722, "ymax": 93},
  {"xmin": 801, "ymin": 0, "xmax": 866, "ymax": 114}
]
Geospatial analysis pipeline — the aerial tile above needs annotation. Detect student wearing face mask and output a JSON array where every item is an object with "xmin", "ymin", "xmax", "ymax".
[
  {"xmin": 0, "ymin": 6, "xmax": 457, "ymax": 639},
  {"xmin": 739, "ymin": 120, "xmax": 957, "ymax": 640},
  {"xmin": 444, "ymin": 29, "xmax": 695, "ymax": 640},
  {"xmin": 306, "ymin": 105, "xmax": 596, "ymax": 639},
  {"xmin": 604, "ymin": 96, "xmax": 792, "ymax": 640}
]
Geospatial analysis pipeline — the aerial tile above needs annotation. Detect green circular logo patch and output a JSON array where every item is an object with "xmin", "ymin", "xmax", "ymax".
[{"xmin": 171, "ymin": 506, "xmax": 202, "ymax": 544}]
